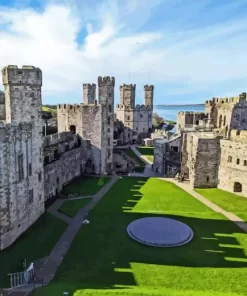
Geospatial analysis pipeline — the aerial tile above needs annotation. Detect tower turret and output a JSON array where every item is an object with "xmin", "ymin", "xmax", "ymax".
[
  {"xmin": 83, "ymin": 83, "xmax": 96, "ymax": 104},
  {"xmin": 120, "ymin": 84, "xmax": 136, "ymax": 108},
  {"xmin": 144, "ymin": 85, "xmax": 154, "ymax": 110}
]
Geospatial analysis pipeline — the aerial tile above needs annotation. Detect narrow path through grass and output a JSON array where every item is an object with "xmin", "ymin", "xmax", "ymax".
[
  {"xmin": 58, "ymin": 198, "xmax": 92, "ymax": 218},
  {"xmin": 136, "ymin": 146, "xmax": 154, "ymax": 162},
  {"xmin": 195, "ymin": 188, "xmax": 247, "ymax": 221}
]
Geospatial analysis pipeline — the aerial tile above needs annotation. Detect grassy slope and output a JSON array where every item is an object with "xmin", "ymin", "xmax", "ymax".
[
  {"xmin": 34, "ymin": 178, "xmax": 247, "ymax": 296},
  {"xmin": 42, "ymin": 106, "xmax": 56, "ymax": 114},
  {"xmin": 62, "ymin": 176, "xmax": 110, "ymax": 196},
  {"xmin": 0, "ymin": 213, "xmax": 67, "ymax": 287},
  {"xmin": 58, "ymin": 198, "xmax": 92, "ymax": 218},
  {"xmin": 195, "ymin": 188, "xmax": 247, "ymax": 221},
  {"xmin": 136, "ymin": 146, "xmax": 154, "ymax": 162}
]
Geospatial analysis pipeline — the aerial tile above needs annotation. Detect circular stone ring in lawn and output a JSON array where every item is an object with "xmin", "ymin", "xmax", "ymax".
[{"xmin": 127, "ymin": 217, "xmax": 193, "ymax": 247}]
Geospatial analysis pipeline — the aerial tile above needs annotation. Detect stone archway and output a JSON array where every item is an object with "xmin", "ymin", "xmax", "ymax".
[
  {"xmin": 70, "ymin": 125, "xmax": 76, "ymax": 134},
  {"xmin": 233, "ymin": 182, "xmax": 242, "ymax": 193}
]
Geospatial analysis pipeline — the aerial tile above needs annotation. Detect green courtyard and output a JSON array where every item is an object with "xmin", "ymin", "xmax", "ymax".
[
  {"xmin": 136, "ymin": 146, "xmax": 154, "ymax": 162},
  {"xmin": 62, "ymin": 176, "xmax": 110, "ymax": 196},
  {"xmin": 33, "ymin": 178, "xmax": 247, "ymax": 296},
  {"xmin": 58, "ymin": 198, "xmax": 92, "ymax": 218}
]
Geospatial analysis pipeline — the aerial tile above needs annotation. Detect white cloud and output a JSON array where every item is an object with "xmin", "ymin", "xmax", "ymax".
[{"xmin": 0, "ymin": 0, "xmax": 247, "ymax": 103}]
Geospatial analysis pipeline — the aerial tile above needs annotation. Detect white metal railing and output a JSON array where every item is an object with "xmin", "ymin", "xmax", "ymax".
[{"xmin": 8, "ymin": 263, "xmax": 35, "ymax": 289}]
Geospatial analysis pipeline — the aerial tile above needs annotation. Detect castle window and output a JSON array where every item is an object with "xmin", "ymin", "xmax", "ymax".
[
  {"xmin": 228, "ymin": 156, "xmax": 232, "ymax": 163},
  {"xmin": 18, "ymin": 154, "xmax": 24, "ymax": 182},
  {"xmin": 54, "ymin": 149, "xmax": 59, "ymax": 160},
  {"xmin": 223, "ymin": 116, "xmax": 226, "ymax": 126},
  {"xmin": 149, "ymin": 114, "xmax": 151, "ymax": 119},
  {"xmin": 108, "ymin": 105, "xmax": 112, "ymax": 112},
  {"xmin": 108, "ymin": 149, "xmax": 111, "ymax": 158},
  {"xmin": 236, "ymin": 158, "xmax": 240, "ymax": 165},
  {"xmin": 140, "ymin": 114, "xmax": 143, "ymax": 118},
  {"xmin": 127, "ymin": 116, "xmax": 130, "ymax": 120},
  {"xmin": 237, "ymin": 130, "xmax": 241, "ymax": 135},
  {"xmin": 65, "ymin": 145, "xmax": 69, "ymax": 152},
  {"xmin": 206, "ymin": 176, "xmax": 209, "ymax": 182},
  {"xmin": 108, "ymin": 137, "xmax": 110, "ymax": 146},
  {"xmin": 38, "ymin": 172, "xmax": 42, "ymax": 182},
  {"xmin": 244, "ymin": 160, "xmax": 247, "ymax": 166},
  {"xmin": 108, "ymin": 117, "xmax": 111, "ymax": 125},
  {"xmin": 234, "ymin": 182, "xmax": 242, "ymax": 193},
  {"xmin": 29, "ymin": 189, "xmax": 34, "ymax": 204},
  {"xmin": 108, "ymin": 128, "xmax": 110, "ymax": 133},
  {"xmin": 39, "ymin": 194, "xmax": 42, "ymax": 200},
  {"xmin": 70, "ymin": 125, "xmax": 76, "ymax": 134},
  {"xmin": 18, "ymin": 70, "xmax": 23, "ymax": 75},
  {"xmin": 109, "ymin": 92, "xmax": 112, "ymax": 97},
  {"xmin": 44, "ymin": 155, "xmax": 49, "ymax": 165},
  {"xmin": 28, "ymin": 163, "xmax": 32, "ymax": 176}
]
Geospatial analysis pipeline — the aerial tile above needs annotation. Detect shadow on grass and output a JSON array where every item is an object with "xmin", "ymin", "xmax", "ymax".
[
  {"xmin": 32, "ymin": 177, "xmax": 247, "ymax": 295},
  {"xmin": 136, "ymin": 147, "xmax": 154, "ymax": 156}
]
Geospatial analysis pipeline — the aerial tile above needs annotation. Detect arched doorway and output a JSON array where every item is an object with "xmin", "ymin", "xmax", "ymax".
[
  {"xmin": 234, "ymin": 182, "xmax": 242, "ymax": 193},
  {"xmin": 70, "ymin": 125, "xmax": 76, "ymax": 134}
]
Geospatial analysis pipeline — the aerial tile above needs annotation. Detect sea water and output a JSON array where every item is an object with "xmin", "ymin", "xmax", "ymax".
[{"xmin": 153, "ymin": 105, "xmax": 205, "ymax": 122}]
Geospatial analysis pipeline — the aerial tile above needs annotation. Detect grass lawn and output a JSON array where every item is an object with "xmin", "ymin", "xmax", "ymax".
[
  {"xmin": 124, "ymin": 149, "xmax": 146, "ymax": 166},
  {"xmin": 136, "ymin": 146, "xmax": 154, "ymax": 162},
  {"xmin": 0, "ymin": 213, "xmax": 67, "ymax": 288},
  {"xmin": 58, "ymin": 198, "xmax": 92, "ymax": 218},
  {"xmin": 195, "ymin": 188, "xmax": 247, "ymax": 221},
  {"xmin": 33, "ymin": 178, "xmax": 247, "ymax": 296},
  {"xmin": 62, "ymin": 176, "xmax": 110, "ymax": 196}
]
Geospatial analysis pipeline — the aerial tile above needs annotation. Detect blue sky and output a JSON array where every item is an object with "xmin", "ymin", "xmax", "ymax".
[{"xmin": 0, "ymin": 0, "xmax": 247, "ymax": 105}]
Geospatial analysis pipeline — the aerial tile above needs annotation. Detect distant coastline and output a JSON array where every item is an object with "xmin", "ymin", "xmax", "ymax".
[{"xmin": 155, "ymin": 104, "xmax": 204, "ymax": 107}]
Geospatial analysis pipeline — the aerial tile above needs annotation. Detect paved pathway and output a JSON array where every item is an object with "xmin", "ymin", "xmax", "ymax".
[
  {"xmin": 130, "ymin": 145, "xmax": 153, "ymax": 165},
  {"xmin": 159, "ymin": 178, "xmax": 247, "ymax": 233},
  {"xmin": 12, "ymin": 175, "xmax": 119, "ymax": 294}
]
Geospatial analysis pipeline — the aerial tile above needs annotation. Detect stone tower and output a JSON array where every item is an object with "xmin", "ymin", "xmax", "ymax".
[
  {"xmin": 120, "ymin": 84, "xmax": 136, "ymax": 108},
  {"xmin": 144, "ymin": 85, "xmax": 154, "ymax": 109},
  {"xmin": 1, "ymin": 65, "xmax": 44, "ymax": 249},
  {"xmin": 98, "ymin": 76, "xmax": 115, "ymax": 173},
  {"xmin": 83, "ymin": 83, "xmax": 96, "ymax": 104}
]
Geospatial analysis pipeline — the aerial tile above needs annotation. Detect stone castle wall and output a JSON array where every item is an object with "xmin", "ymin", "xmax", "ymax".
[
  {"xmin": 218, "ymin": 129, "xmax": 247, "ymax": 196},
  {"xmin": 0, "ymin": 122, "xmax": 44, "ymax": 250},
  {"xmin": 0, "ymin": 91, "xmax": 5, "ymax": 120}
]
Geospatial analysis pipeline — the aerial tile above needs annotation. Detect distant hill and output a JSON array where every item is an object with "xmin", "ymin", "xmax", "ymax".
[{"xmin": 42, "ymin": 105, "xmax": 57, "ymax": 116}]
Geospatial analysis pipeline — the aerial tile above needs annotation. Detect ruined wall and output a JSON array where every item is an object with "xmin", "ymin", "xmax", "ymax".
[
  {"xmin": 177, "ymin": 112, "xmax": 207, "ymax": 133},
  {"xmin": 218, "ymin": 130, "xmax": 247, "ymax": 196},
  {"xmin": 181, "ymin": 131, "xmax": 220, "ymax": 188},
  {"xmin": 153, "ymin": 139, "xmax": 167, "ymax": 175},
  {"xmin": 57, "ymin": 104, "xmax": 83, "ymax": 135},
  {"xmin": 0, "ymin": 123, "xmax": 44, "ymax": 250},
  {"xmin": 81, "ymin": 104, "xmax": 103, "ymax": 174},
  {"xmin": 0, "ymin": 90, "xmax": 5, "ymax": 120}
]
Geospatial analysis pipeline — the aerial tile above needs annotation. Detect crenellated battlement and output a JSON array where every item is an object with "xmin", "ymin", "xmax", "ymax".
[
  {"xmin": 43, "ymin": 131, "xmax": 76, "ymax": 147},
  {"xmin": 116, "ymin": 104, "xmax": 152, "ymax": 111},
  {"xmin": 205, "ymin": 92, "xmax": 247, "ymax": 107},
  {"xmin": 144, "ymin": 85, "xmax": 154, "ymax": 91},
  {"xmin": 120, "ymin": 84, "xmax": 136, "ymax": 90},
  {"xmin": 178, "ymin": 111, "xmax": 206, "ymax": 116},
  {"xmin": 2, "ymin": 65, "xmax": 42, "ymax": 86},
  {"xmin": 83, "ymin": 83, "xmax": 96, "ymax": 89},
  {"xmin": 57, "ymin": 103, "xmax": 82, "ymax": 111},
  {"xmin": 98, "ymin": 76, "xmax": 115, "ymax": 86}
]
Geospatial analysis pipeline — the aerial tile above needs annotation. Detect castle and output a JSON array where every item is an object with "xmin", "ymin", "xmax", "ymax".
[
  {"xmin": 0, "ymin": 65, "xmax": 154, "ymax": 250},
  {"xmin": 153, "ymin": 92, "xmax": 247, "ymax": 196},
  {"xmin": 115, "ymin": 84, "xmax": 153, "ymax": 144}
]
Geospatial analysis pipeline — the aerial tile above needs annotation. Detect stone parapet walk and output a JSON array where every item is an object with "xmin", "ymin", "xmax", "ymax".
[{"xmin": 159, "ymin": 178, "xmax": 247, "ymax": 233}]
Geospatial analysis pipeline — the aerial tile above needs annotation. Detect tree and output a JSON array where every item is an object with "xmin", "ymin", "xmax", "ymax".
[{"xmin": 152, "ymin": 112, "xmax": 164, "ymax": 127}]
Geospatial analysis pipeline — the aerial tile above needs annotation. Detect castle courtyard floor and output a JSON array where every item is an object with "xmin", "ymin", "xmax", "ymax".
[{"xmin": 32, "ymin": 177, "xmax": 247, "ymax": 296}]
